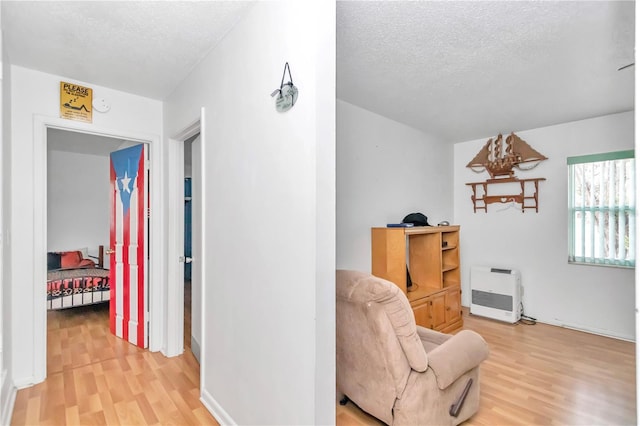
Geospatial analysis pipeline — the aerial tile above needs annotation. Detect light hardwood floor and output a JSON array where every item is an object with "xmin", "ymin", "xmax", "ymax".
[
  {"xmin": 11, "ymin": 297, "xmax": 636, "ymax": 425},
  {"xmin": 11, "ymin": 281, "xmax": 218, "ymax": 426},
  {"xmin": 337, "ymin": 309, "xmax": 636, "ymax": 425}
]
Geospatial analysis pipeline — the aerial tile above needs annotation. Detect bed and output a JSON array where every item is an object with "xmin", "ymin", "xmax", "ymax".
[{"xmin": 47, "ymin": 246, "xmax": 110, "ymax": 310}]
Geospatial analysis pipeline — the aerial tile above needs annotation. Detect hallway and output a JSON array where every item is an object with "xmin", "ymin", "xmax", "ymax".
[{"xmin": 11, "ymin": 283, "xmax": 213, "ymax": 425}]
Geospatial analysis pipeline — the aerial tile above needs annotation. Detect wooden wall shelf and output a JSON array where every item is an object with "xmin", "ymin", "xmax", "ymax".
[{"xmin": 465, "ymin": 177, "xmax": 545, "ymax": 213}]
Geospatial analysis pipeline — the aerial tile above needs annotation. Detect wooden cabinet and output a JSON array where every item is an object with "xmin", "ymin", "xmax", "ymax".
[
  {"xmin": 427, "ymin": 291, "xmax": 447, "ymax": 330},
  {"xmin": 442, "ymin": 286, "xmax": 462, "ymax": 333},
  {"xmin": 411, "ymin": 298, "xmax": 431, "ymax": 329},
  {"xmin": 371, "ymin": 225, "xmax": 463, "ymax": 332}
]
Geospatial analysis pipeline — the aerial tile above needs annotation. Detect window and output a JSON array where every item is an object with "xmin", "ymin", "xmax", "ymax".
[{"xmin": 568, "ymin": 150, "xmax": 635, "ymax": 267}]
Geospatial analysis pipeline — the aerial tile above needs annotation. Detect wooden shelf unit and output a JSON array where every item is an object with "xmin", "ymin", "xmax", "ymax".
[
  {"xmin": 465, "ymin": 177, "xmax": 545, "ymax": 213},
  {"xmin": 371, "ymin": 225, "xmax": 462, "ymax": 333}
]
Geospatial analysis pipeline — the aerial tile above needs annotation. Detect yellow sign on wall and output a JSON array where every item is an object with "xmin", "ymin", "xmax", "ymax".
[{"xmin": 60, "ymin": 81, "xmax": 92, "ymax": 123}]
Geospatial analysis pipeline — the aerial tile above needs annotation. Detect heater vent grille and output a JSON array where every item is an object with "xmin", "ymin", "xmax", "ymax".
[
  {"xmin": 472, "ymin": 289, "xmax": 513, "ymax": 312},
  {"xmin": 469, "ymin": 266, "xmax": 521, "ymax": 323}
]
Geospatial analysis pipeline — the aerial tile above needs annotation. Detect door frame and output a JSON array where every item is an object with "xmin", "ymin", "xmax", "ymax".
[
  {"xmin": 33, "ymin": 115, "xmax": 163, "ymax": 383},
  {"xmin": 165, "ymin": 109, "xmax": 205, "ymax": 360}
]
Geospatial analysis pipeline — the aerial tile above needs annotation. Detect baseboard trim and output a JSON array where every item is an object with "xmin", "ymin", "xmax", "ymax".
[
  {"xmin": 191, "ymin": 336, "xmax": 201, "ymax": 364},
  {"xmin": 463, "ymin": 305, "xmax": 635, "ymax": 342},
  {"xmin": 551, "ymin": 320, "xmax": 635, "ymax": 342},
  {"xmin": 201, "ymin": 388, "xmax": 236, "ymax": 425},
  {"xmin": 12, "ymin": 375, "xmax": 36, "ymax": 390},
  {"xmin": 1, "ymin": 369, "xmax": 17, "ymax": 426}
]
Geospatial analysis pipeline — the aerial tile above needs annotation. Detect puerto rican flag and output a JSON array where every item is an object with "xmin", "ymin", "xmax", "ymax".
[{"xmin": 110, "ymin": 144, "xmax": 147, "ymax": 348}]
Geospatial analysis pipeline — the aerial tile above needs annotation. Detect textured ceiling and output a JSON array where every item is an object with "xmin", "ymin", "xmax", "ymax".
[
  {"xmin": 2, "ymin": 1, "xmax": 255, "ymax": 100},
  {"xmin": 338, "ymin": 1, "xmax": 635, "ymax": 142},
  {"xmin": 2, "ymin": 1, "xmax": 634, "ymax": 143}
]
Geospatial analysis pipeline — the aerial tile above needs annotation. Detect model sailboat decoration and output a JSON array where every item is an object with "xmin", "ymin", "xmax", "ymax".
[{"xmin": 466, "ymin": 132, "xmax": 547, "ymax": 179}]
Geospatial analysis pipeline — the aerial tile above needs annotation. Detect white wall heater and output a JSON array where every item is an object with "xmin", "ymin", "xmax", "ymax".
[{"xmin": 470, "ymin": 266, "xmax": 521, "ymax": 323}]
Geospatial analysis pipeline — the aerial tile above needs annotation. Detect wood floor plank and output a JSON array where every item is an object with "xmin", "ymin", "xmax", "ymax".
[
  {"xmin": 65, "ymin": 405, "xmax": 80, "ymax": 425},
  {"xmin": 97, "ymin": 390, "xmax": 119, "ymax": 426},
  {"xmin": 134, "ymin": 392, "xmax": 159, "ymax": 425},
  {"xmin": 193, "ymin": 406, "xmax": 221, "ymax": 426},
  {"xmin": 78, "ymin": 410, "xmax": 107, "ymax": 426},
  {"xmin": 24, "ymin": 397, "xmax": 41, "ymax": 425}
]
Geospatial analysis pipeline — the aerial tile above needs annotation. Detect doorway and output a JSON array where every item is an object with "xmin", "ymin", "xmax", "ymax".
[
  {"xmin": 32, "ymin": 116, "xmax": 163, "ymax": 384},
  {"xmin": 165, "ymin": 114, "xmax": 204, "ymax": 361},
  {"xmin": 183, "ymin": 133, "xmax": 202, "ymax": 362},
  {"xmin": 45, "ymin": 128, "xmax": 146, "ymax": 374}
]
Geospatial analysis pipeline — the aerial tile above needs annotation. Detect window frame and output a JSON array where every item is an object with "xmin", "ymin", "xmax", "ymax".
[{"xmin": 567, "ymin": 150, "xmax": 635, "ymax": 268}]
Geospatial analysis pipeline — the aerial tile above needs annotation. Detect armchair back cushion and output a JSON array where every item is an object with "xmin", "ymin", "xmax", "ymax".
[{"xmin": 336, "ymin": 270, "xmax": 428, "ymax": 424}]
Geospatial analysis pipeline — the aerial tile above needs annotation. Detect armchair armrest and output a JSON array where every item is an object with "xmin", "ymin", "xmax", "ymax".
[
  {"xmin": 416, "ymin": 325, "xmax": 453, "ymax": 346},
  {"xmin": 426, "ymin": 330, "xmax": 489, "ymax": 390}
]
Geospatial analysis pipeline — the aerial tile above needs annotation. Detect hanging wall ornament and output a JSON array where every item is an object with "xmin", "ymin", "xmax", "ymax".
[{"xmin": 270, "ymin": 62, "xmax": 298, "ymax": 112}]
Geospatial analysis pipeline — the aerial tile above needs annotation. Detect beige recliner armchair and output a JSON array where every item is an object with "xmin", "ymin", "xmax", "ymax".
[{"xmin": 336, "ymin": 270, "xmax": 489, "ymax": 425}]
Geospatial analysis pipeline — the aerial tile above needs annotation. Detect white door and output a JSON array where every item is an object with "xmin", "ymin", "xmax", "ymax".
[{"xmin": 190, "ymin": 135, "xmax": 202, "ymax": 362}]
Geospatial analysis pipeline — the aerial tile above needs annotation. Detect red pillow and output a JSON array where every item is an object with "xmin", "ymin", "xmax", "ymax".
[
  {"xmin": 78, "ymin": 259, "xmax": 96, "ymax": 268},
  {"xmin": 60, "ymin": 251, "xmax": 82, "ymax": 268}
]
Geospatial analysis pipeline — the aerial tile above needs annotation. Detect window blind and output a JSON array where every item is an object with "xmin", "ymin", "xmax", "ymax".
[{"xmin": 567, "ymin": 150, "xmax": 635, "ymax": 267}]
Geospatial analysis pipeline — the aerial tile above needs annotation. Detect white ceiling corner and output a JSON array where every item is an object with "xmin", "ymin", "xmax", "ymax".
[{"xmin": 2, "ymin": 1, "xmax": 256, "ymax": 100}]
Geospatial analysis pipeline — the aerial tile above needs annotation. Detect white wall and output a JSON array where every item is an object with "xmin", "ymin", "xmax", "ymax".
[
  {"xmin": 163, "ymin": 2, "xmax": 335, "ymax": 424},
  {"xmin": 47, "ymin": 150, "xmax": 109, "ymax": 255},
  {"xmin": 9, "ymin": 65, "xmax": 162, "ymax": 386},
  {"xmin": 454, "ymin": 111, "xmax": 635, "ymax": 340},
  {"xmin": 336, "ymin": 100, "xmax": 453, "ymax": 272},
  {"xmin": 313, "ymin": 2, "xmax": 336, "ymax": 418},
  {"xmin": 636, "ymin": 6, "xmax": 640, "ymax": 418},
  {"xmin": 0, "ymin": 8, "xmax": 14, "ymax": 422}
]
